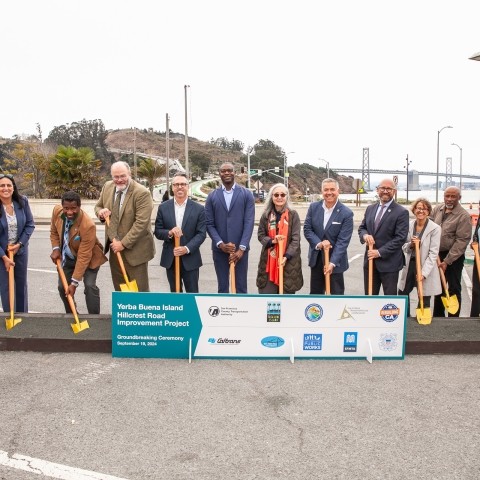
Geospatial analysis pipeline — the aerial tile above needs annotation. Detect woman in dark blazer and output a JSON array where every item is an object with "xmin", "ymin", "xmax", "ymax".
[{"xmin": 0, "ymin": 174, "xmax": 35, "ymax": 312}]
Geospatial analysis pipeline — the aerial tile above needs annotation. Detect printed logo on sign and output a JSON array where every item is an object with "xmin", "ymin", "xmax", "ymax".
[
  {"xmin": 261, "ymin": 336, "xmax": 285, "ymax": 348},
  {"xmin": 304, "ymin": 304, "xmax": 323, "ymax": 322},
  {"xmin": 343, "ymin": 332, "xmax": 358, "ymax": 352},
  {"xmin": 208, "ymin": 306, "xmax": 220, "ymax": 317},
  {"xmin": 379, "ymin": 333, "xmax": 398, "ymax": 351},
  {"xmin": 338, "ymin": 305, "xmax": 355, "ymax": 321},
  {"xmin": 207, "ymin": 337, "xmax": 241, "ymax": 345},
  {"xmin": 267, "ymin": 301, "xmax": 281, "ymax": 322},
  {"xmin": 380, "ymin": 303, "xmax": 400, "ymax": 322},
  {"xmin": 303, "ymin": 334, "xmax": 323, "ymax": 351}
]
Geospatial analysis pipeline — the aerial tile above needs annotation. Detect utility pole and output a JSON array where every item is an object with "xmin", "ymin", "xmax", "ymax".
[
  {"xmin": 184, "ymin": 85, "xmax": 190, "ymax": 183},
  {"xmin": 133, "ymin": 127, "xmax": 137, "ymax": 179}
]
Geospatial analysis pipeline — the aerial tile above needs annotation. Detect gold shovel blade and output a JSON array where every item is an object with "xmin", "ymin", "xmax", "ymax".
[
  {"xmin": 120, "ymin": 280, "xmax": 139, "ymax": 292},
  {"xmin": 5, "ymin": 317, "xmax": 22, "ymax": 330},
  {"xmin": 71, "ymin": 319, "xmax": 90, "ymax": 334},
  {"xmin": 441, "ymin": 295, "xmax": 459, "ymax": 315},
  {"xmin": 416, "ymin": 307, "xmax": 432, "ymax": 325}
]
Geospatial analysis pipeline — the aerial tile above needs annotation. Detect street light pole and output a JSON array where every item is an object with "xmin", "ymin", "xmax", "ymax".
[
  {"xmin": 404, "ymin": 154, "xmax": 412, "ymax": 203},
  {"xmin": 436, "ymin": 125, "xmax": 453, "ymax": 204},
  {"xmin": 184, "ymin": 85, "xmax": 190, "ymax": 183},
  {"xmin": 318, "ymin": 158, "xmax": 330, "ymax": 178},
  {"xmin": 284, "ymin": 151, "xmax": 294, "ymax": 187},
  {"xmin": 451, "ymin": 143, "xmax": 463, "ymax": 190}
]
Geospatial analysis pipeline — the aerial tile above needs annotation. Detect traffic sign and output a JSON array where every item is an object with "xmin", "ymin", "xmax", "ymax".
[
  {"xmin": 393, "ymin": 175, "xmax": 399, "ymax": 185},
  {"xmin": 255, "ymin": 180, "xmax": 263, "ymax": 190}
]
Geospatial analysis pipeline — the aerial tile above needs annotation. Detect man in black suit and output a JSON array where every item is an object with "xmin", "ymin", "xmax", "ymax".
[
  {"xmin": 154, "ymin": 173, "xmax": 206, "ymax": 292},
  {"xmin": 358, "ymin": 178, "xmax": 409, "ymax": 295}
]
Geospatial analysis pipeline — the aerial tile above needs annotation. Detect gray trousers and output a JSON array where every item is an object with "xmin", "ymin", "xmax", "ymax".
[{"xmin": 58, "ymin": 257, "xmax": 101, "ymax": 314}]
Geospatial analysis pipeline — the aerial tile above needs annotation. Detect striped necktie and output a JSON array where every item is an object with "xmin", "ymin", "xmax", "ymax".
[{"xmin": 62, "ymin": 219, "xmax": 72, "ymax": 266}]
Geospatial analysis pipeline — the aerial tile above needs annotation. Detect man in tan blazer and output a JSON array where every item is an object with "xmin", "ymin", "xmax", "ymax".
[
  {"xmin": 95, "ymin": 161, "xmax": 155, "ymax": 291},
  {"xmin": 50, "ymin": 191, "xmax": 107, "ymax": 314}
]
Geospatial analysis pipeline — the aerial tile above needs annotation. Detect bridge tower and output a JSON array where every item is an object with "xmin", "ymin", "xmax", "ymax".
[
  {"xmin": 445, "ymin": 157, "xmax": 452, "ymax": 187},
  {"xmin": 362, "ymin": 148, "xmax": 371, "ymax": 191}
]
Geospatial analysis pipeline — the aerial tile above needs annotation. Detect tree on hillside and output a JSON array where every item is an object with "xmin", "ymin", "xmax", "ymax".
[
  {"xmin": 46, "ymin": 145, "xmax": 102, "ymax": 198},
  {"xmin": 190, "ymin": 150, "xmax": 211, "ymax": 177},
  {"xmin": 46, "ymin": 119, "xmax": 113, "ymax": 168},
  {"xmin": 210, "ymin": 137, "xmax": 244, "ymax": 152},
  {"xmin": 137, "ymin": 157, "xmax": 166, "ymax": 196}
]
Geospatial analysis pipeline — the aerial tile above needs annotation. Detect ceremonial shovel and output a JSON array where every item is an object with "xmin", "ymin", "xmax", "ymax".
[
  {"xmin": 436, "ymin": 257, "xmax": 459, "ymax": 315},
  {"xmin": 230, "ymin": 262, "xmax": 236, "ymax": 294},
  {"xmin": 105, "ymin": 216, "xmax": 139, "ymax": 292},
  {"xmin": 413, "ymin": 238, "xmax": 432, "ymax": 325},
  {"xmin": 368, "ymin": 243, "xmax": 374, "ymax": 295},
  {"xmin": 174, "ymin": 236, "xmax": 181, "ymax": 293},
  {"xmin": 277, "ymin": 236, "xmax": 285, "ymax": 294},
  {"xmin": 5, "ymin": 249, "xmax": 21, "ymax": 330},
  {"xmin": 56, "ymin": 259, "xmax": 89, "ymax": 333}
]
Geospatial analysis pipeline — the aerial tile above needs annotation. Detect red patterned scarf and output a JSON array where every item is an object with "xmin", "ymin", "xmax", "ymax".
[{"xmin": 266, "ymin": 209, "xmax": 289, "ymax": 285}]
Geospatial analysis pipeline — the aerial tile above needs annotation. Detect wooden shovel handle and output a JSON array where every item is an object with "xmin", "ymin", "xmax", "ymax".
[
  {"xmin": 368, "ymin": 243, "xmax": 373, "ymax": 295},
  {"xmin": 278, "ymin": 237, "xmax": 285, "ymax": 294},
  {"xmin": 174, "ymin": 236, "xmax": 180, "ymax": 293},
  {"xmin": 8, "ymin": 249, "xmax": 15, "ymax": 318},
  {"xmin": 105, "ymin": 216, "xmax": 130, "ymax": 284},
  {"xmin": 473, "ymin": 243, "xmax": 480, "ymax": 285},
  {"xmin": 413, "ymin": 237, "xmax": 424, "ymax": 309},
  {"xmin": 436, "ymin": 256, "xmax": 450, "ymax": 297},
  {"xmin": 230, "ymin": 262, "xmax": 236, "ymax": 294},
  {"xmin": 55, "ymin": 259, "xmax": 80, "ymax": 322},
  {"xmin": 324, "ymin": 246, "xmax": 331, "ymax": 295}
]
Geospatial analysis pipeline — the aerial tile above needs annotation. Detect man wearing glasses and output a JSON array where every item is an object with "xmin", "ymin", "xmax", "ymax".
[
  {"xmin": 358, "ymin": 178, "xmax": 409, "ymax": 295},
  {"xmin": 304, "ymin": 178, "xmax": 354, "ymax": 294},
  {"xmin": 154, "ymin": 173, "xmax": 206, "ymax": 292},
  {"xmin": 205, "ymin": 162, "xmax": 255, "ymax": 293},
  {"xmin": 95, "ymin": 161, "xmax": 155, "ymax": 291}
]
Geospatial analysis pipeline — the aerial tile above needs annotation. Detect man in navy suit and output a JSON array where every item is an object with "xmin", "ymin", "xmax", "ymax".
[
  {"xmin": 154, "ymin": 173, "xmax": 206, "ymax": 293},
  {"xmin": 358, "ymin": 178, "xmax": 409, "ymax": 295},
  {"xmin": 205, "ymin": 162, "xmax": 255, "ymax": 293},
  {"xmin": 304, "ymin": 178, "xmax": 354, "ymax": 294}
]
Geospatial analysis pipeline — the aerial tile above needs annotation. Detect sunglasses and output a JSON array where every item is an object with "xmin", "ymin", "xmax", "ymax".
[
  {"xmin": 0, "ymin": 174, "xmax": 14, "ymax": 180},
  {"xmin": 273, "ymin": 193, "xmax": 287, "ymax": 198}
]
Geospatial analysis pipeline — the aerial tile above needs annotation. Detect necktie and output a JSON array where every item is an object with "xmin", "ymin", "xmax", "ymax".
[
  {"xmin": 62, "ymin": 219, "xmax": 72, "ymax": 266},
  {"xmin": 374, "ymin": 204, "xmax": 386, "ymax": 231},
  {"xmin": 109, "ymin": 191, "xmax": 122, "ymax": 241}
]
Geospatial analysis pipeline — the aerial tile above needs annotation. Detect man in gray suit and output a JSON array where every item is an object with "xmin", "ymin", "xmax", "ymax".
[
  {"xmin": 95, "ymin": 161, "xmax": 155, "ymax": 292},
  {"xmin": 154, "ymin": 173, "xmax": 206, "ymax": 292}
]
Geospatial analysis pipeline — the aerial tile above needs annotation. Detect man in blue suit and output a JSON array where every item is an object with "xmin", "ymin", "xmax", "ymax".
[
  {"xmin": 154, "ymin": 173, "xmax": 206, "ymax": 293},
  {"xmin": 358, "ymin": 178, "xmax": 409, "ymax": 295},
  {"xmin": 205, "ymin": 162, "xmax": 255, "ymax": 293},
  {"xmin": 304, "ymin": 179, "xmax": 354, "ymax": 294}
]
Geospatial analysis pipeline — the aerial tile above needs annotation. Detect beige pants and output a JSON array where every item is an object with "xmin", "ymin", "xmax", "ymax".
[{"xmin": 109, "ymin": 253, "xmax": 150, "ymax": 292}]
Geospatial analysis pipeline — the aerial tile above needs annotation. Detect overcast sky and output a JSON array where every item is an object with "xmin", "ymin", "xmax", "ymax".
[{"xmin": 2, "ymin": 0, "xmax": 479, "ymax": 179}]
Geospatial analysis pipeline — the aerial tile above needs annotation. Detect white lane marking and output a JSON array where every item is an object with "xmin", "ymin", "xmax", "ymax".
[
  {"xmin": 463, "ymin": 268, "xmax": 472, "ymax": 301},
  {"xmin": 348, "ymin": 254, "xmax": 363, "ymax": 262},
  {"xmin": 28, "ymin": 268, "xmax": 57, "ymax": 274},
  {"xmin": 0, "ymin": 449, "xmax": 129, "ymax": 480},
  {"xmin": 72, "ymin": 361, "xmax": 120, "ymax": 385}
]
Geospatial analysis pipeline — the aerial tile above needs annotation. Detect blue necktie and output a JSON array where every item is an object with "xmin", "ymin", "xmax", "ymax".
[{"xmin": 62, "ymin": 219, "xmax": 72, "ymax": 266}]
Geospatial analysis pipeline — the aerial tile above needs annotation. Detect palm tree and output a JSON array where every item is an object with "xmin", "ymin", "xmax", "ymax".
[
  {"xmin": 47, "ymin": 145, "xmax": 102, "ymax": 198},
  {"xmin": 137, "ymin": 157, "xmax": 166, "ymax": 196}
]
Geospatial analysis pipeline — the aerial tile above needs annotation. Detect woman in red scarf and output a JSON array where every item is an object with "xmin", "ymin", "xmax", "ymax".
[{"xmin": 256, "ymin": 184, "xmax": 303, "ymax": 294}]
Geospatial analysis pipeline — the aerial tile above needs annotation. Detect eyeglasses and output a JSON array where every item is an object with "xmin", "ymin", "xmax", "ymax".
[
  {"xmin": 415, "ymin": 207, "xmax": 428, "ymax": 212},
  {"xmin": 273, "ymin": 193, "xmax": 287, "ymax": 198},
  {"xmin": 112, "ymin": 174, "xmax": 129, "ymax": 181},
  {"xmin": 0, "ymin": 174, "xmax": 14, "ymax": 180},
  {"xmin": 377, "ymin": 186, "xmax": 394, "ymax": 192},
  {"xmin": 172, "ymin": 183, "xmax": 188, "ymax": 188}
]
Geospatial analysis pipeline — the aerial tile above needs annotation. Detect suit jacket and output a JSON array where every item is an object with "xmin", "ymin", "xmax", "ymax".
[
  {"xmin": 303, "ymin": 200, "xmax": 354, "ymax": 273},
  {"xmin": 50, "ymin": 205, "xmax": 107, "ymax": 281},
  {"xmin": 358, "ymin": 200, "xmax": 409, "ymax": 272},
  {"xmin": 154, "ymin": 199, "xmax": 206, "ymax": 271},
  {"xmin": 0, "ymin": 196, "xmax": 35, "ymax": 259},
  {"xmin": 95, "ymin": 180, "xmax": 155, "ymax": 266},
  {"xmin": 205, "ymin": 184, "xmax": 255, "ymax": 251},
  {"xmin": 398, "ymin": 219, "xmax": 442, "ymax": 296}
]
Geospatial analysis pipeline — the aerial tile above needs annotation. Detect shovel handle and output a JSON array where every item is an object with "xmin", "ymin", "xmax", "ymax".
[
  {"xmin": 473, "ymin": 243, "xmax": 480, "ymax": 285},
  {"xmin": 413, "ymin": 237, "xmax": 424, "ymax": 309},
  {"xmin": 324, "ymin": 246, "xmax": 331, "ymax": 295},
  {"xmin": 105, "ymin": 216, "xmax": 131, "ymax": 284},
  {"xmin": 368, "ymin": 243, "xmax": 373, "ymax": 295},
  {"xmin": 230, "ymin": 262, "xmax": 236, "ymax": 294},
  {"xmin": 174, "ymin": 236, "xmax": 180, "ymax": 293},
  {"xmin": 8, "ymin": 249, "xmax": 15, "ymax": 320},
  {"xmin": 436, "ymin": 256, "xmax": 450, "ymax": 299},
  {"xmin": 278, "ymin": 237, "xmax": 285, "ymax": 295},
  {"xmin": 55, "ymin": 259, "xmax": 80, "ymax": 323}
]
